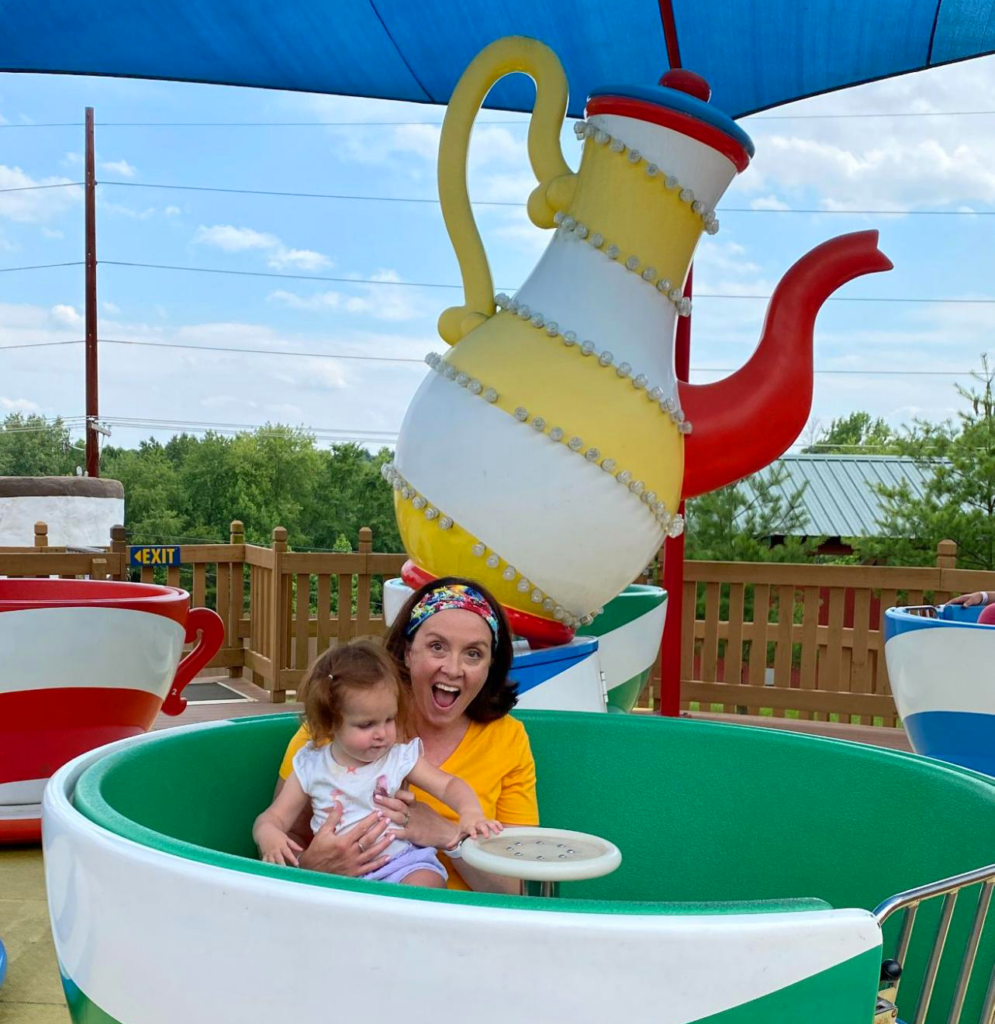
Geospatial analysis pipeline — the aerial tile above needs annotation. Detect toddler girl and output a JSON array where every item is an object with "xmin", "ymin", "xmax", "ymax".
[{"xmin": 253, "ymin": 639, "xmax": 502, "ymax": 887}]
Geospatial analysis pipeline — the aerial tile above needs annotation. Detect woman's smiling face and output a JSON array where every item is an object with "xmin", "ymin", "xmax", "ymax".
[{"xmin": 405, "ymin": 608, "xmax": 493, "ymax": 728}]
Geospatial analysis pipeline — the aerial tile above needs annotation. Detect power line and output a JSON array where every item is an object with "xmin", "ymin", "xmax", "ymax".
[
  {"xmin": 0, "ymin": 119, "xmax": 529, "ymax": 128},
  {"xmin": 100, "ymin": 416, "xmax": 398, "ymax": 442},
  {"xmin": 0, "ymin": 338, "xmax": 429, "ymax": 363},
  {"xmin": 98, "ymin": 262, "xmax": 995, "ymax": 304},
  {"xmin": 0, "ymin": 340, "xmax": 83, "ymax": 351},
  {"xmin": 100, "ymin": 180, "xmax": 519, "ymax": 206},
  {"xmin": 0, "ymin": 181, "xmax": 82, "ymax": 194},
  {"xmin": 1, "ymin": 254, "xmax": 990, "ymax": 307},
  {"xmin": 1, "ymin": 337, "xmax": 991, "ymax": 379},
  {"xmin": 722, "ymin": 207, "xmax": 995, "ymax": 216},
  {"xmin": 98, "ymin": 179, "xmax": 994, "ymax": 216},
  {"xmin": 0, "ymin": 261, "xmax": 85, "ymax": 274},
  {"xmin": 750, "ymin": 110, "xmax": 995, "ymax": 120},
  {"xmin": 8, "ymin": 111, "xmax": 995, "ymax": 128},
  {"xmin": 101, "ymin": 259, "xmax": 472, "ymax": 288},
  {"xmin": 102, "ymin": 338, "xmax": 428, "ymax": 363}
]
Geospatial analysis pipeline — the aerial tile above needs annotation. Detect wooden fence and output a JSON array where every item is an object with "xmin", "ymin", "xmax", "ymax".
[
  {"xmin": 0, "ymin": 523, "xmax": 989, "ymax": 719},
  {"xmin": 680, "ymin": 540, "xmax": 995, "ymax": 725}
]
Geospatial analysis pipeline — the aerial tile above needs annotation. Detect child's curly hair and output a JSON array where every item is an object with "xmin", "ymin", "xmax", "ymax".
[{"xmin": 298, "ymin": 639, "xmax": 407, "ymax": 744}]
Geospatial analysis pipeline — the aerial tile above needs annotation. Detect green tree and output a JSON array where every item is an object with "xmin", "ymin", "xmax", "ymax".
[
  {"xmin": 859, "ymin": 358, "xmax": 995, "ymax": 569},
  {"xmin": 102, "ymin": 440, "xmax": 186, "ymax": 541},
  {"xmin": 803, "ymin": 411, "xmax": 898, "ymax": 454},
  {"xmin": 0, "ymin": 414, "xmax": 79, "ymax": 476},
  {"xmin": 307, "ymin": 444, "xmax": 401, "ymax": 553},
  {"xmin": 685, "ymin": 462, "xmax": 818, "ymax": 563}
]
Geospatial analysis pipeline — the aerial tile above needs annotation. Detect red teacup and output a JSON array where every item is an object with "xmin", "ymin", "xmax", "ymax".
[{"xmin": 0, "ymin": 579, "xmax": 224, "ymax": 842}]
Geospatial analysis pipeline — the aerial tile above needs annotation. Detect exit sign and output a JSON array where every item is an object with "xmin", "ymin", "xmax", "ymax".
[{"xmin": 129, "ymin": 545, "xmax": 180, "ymax": 567}]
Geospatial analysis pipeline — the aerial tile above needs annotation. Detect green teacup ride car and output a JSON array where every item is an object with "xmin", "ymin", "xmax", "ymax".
[{"xmin": 45, "ymin": 711, "xmax": 995, "ymax": 1023}]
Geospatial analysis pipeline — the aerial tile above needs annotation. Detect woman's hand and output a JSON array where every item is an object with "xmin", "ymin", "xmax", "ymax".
[
  {"xmin": 297, "ymin": 801, "xmax": 394, "ymax": 877},
  {"xmin": 948, "ymin": 591, "xmax": 988, "ymax": 607},
  {"xmin": 374, "ymin": 788, "xmax": 461, "ymax": 850}
]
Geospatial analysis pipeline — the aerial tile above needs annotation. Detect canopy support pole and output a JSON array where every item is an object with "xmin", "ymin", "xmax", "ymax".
[{"xmin": 659, "ymin": 268, "xmax": 691, "ymax": 715}]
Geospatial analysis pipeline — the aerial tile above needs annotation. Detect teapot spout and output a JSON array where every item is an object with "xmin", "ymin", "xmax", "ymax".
[{"xmin": 678, "ymin": 231, "xmax": 892, "ymax": 499}]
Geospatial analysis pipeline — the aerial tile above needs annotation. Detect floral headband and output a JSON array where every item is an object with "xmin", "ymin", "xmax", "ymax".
[{"xmin": 405, "ymin": 583, "xmax": 500, "ymax": 641}]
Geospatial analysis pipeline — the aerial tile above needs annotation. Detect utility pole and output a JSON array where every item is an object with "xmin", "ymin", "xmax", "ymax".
[{"xmin": 84, "ymin": 106, "xmax": 99, "ymax": 477}]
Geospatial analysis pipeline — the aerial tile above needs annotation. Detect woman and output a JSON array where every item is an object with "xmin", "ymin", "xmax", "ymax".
[{"xmin": 274, "ymin": 576, "xmax": 537, "ymax": 894}]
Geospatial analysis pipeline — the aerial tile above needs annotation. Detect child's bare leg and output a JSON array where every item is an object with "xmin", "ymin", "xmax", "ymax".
[{"xmin": 400, "ymin": 869, "xmax": 446, "ymax": 888}]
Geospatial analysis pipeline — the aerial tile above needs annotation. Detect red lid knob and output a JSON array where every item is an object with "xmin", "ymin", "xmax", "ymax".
[{"xmin": 658, "ymin": 69, "xmax": 711, "ymax": 103}]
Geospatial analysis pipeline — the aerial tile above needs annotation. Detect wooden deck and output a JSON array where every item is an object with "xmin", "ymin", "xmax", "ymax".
[
  {"xmin": 151, "ymin": 675, "xmax": 303, "ymax": 731},
  {"xmin": 1, "ymin": 695, "xmax": 910, "ymax": 1023}
]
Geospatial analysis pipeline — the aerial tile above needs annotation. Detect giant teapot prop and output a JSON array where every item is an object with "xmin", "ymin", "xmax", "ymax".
[{"xmin": 385, "ymin": 37, "xmax": 892, "ymax": 645}]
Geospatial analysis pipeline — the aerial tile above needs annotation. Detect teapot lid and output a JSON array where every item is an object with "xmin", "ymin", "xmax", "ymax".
[{"xmin": 587, "ymin": 71, "xmax": 754, "ymax": 171}]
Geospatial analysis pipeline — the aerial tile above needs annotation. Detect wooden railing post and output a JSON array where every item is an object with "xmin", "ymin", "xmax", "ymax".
[
  {"xmin": 935, "ymin": 539, "xmax": 957, "ymax": 603},
  {"xmin": 269, "ymin": 527, "xmax": 289, "ymax": 702},
  {"xmin": 356, "ymin": 526, "xmax": 373, "ymax": 637},
  {"xmin": 34, "ymin": 521, "xmax": 48, "ymax": 549},
  {"xmin": 936, "ymin": 539, "xmax": 957, "ymax": 570},
  {"xmin": 228, "ymin": 520, "xmax": 246, "ymax": 678},
  {"xmin": 110, "ymin": 524, "xmax": 128, "ymax": 580}
]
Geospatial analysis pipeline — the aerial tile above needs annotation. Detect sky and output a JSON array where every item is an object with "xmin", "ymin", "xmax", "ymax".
[{"xmin": 1, "ymin": 53, "xmax": 995, "ymax": 453}]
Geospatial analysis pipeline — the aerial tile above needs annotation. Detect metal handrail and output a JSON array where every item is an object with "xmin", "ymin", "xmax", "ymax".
[{"xmin": 875, "ymin": 863, "xmax": 995, "ymax": 1024}]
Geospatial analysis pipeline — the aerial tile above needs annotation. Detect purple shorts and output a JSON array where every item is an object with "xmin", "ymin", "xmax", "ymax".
[{"xmin": 363, "ymin": 845, "xmax": 448, "ymax": 885}]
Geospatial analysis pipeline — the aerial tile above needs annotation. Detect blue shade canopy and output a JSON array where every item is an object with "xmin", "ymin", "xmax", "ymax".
[{"xmin": 1, "ymin": 0, "xmax": 994, "ymax": 117}]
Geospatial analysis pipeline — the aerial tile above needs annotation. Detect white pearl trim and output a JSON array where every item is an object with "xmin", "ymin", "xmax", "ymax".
[
  {"xmin": 429, "ymin": 350, "xmax": 683, "ymax": 536},
  {"xmin": 424, "ymin": 351, "xmax": 499, "ymax": 405},
  {"xmin": 551, "ymin": 209, "xmax": 694, "ymax": 318},
  {"xmin": 423, "ymin": 347, "xmax": 683, "ymax": 533},
  {"xmin": 572, "ymin": 119, "xmax": 719, "ymax": 235},
  {"xmin": 380, "ymin": 462, "xmax": 596, "ymax": 627},
  {"xmin": 491, "ymin": 295, "xmax": 693, "ymax": 435}
]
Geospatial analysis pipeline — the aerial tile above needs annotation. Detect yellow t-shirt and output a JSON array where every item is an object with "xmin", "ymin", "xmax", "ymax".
[{"xmin": 278, "ymin": 715, "xmax": 539, "ymax": 891}]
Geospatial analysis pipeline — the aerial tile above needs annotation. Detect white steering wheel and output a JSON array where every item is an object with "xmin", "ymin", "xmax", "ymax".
[{"xmin": 461, "ymin": 826, "xmax": 621, "ymax": 884}]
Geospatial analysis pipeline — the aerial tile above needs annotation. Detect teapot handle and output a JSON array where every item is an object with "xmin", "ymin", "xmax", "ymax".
[{"xmin": 437, "ymin": 36, "xmax": 577, "ymax": 345}]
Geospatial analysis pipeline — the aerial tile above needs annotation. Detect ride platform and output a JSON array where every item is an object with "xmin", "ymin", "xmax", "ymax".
[{"xmin": 1, "ymin": 682, "xmax": 912, "ymax": 1024}]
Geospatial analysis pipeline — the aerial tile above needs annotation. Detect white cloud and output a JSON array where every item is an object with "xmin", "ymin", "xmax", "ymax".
[
  {"xmin": 164, "ymin": 205, "xmax": 181, "ymax": 217},
  {"xmin": 267, "ymin": 248, "xmax": 333, "ymax": 271},
  {"xmin": 268, "ymin": 269, "xmax": 425, "ymax": 323},
  {"xmin": 0, "ymin": 396, "xmax": 40, "ymax": 412},
  {"xmin": 268, "ymin": 289, "xmax": 342, "ymax": 312},
  {"xmin": 268, "ymin": 402, "xmax": 305, "ymax": 420},
  {"xmin": 194, "ymin": 224, "xmax": 281, "ymax": 252},
  {"xmin": 733, "ymin": 57, "xmax": 995, "ymax": 211},
  {"xmin": 100, "ymin": 202, "xmax": 156, "ymax": 220},
  {"xmin": 41, "ymin": 227, "xmax": 63, "ymax": 239},
  {"xmin": 100, "ymin": 159, "xmax": 137, "ymax": 178},
  {"xmin": 0, "ymin": 166, "xmax": 81, "ymax": 223},
  {"xmin": 62, "ymin": 152, "xmax": 80, "ymax": 167},
  {"xmin": 50, "ymin": 304, "xmax": 82, "ymax": 328},
  {"xmin": 103, "ymin": 301, "xmax": 121, "ymax": 315},
  {"xmin": 193, "ymin": 223, "xmax": 333, "ymax": 272},
  {"xmin": 750, "ymin": 195, "xmax": 790, "ymax": 211}
]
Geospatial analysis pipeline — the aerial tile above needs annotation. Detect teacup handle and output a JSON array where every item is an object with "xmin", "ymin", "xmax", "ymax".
[
  {"xmin": 437, "ymin": 36, "xmax": 577, "ymax": 345},
  {"xmin": 161, "ymin": 607, "xmax": 226, "ymax": 716}
]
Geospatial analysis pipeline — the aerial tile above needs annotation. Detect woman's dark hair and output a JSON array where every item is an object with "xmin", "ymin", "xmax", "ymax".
[{"xmin": 384, "ymin": 576, "xmax": 516, "ymax": 723}]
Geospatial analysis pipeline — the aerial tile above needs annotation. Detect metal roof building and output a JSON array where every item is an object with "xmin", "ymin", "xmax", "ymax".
[{"xmin": 765, "ymin": 454, "xmax": 940, "ymax": 539}]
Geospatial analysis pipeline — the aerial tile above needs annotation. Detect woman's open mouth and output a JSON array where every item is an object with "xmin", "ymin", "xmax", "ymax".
[{"xmin": 431, "ymin": 683, "xmax": 461, "ymax": 709}]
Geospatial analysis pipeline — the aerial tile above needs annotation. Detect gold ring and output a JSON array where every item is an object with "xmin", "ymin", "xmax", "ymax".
[
  {"xmin": 404, "ymin": 813, "xmax": 411, "ymax": 827},
  {"xmin": 357, "ymin": 840, "xmax": 366, "ymax": 853}
]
